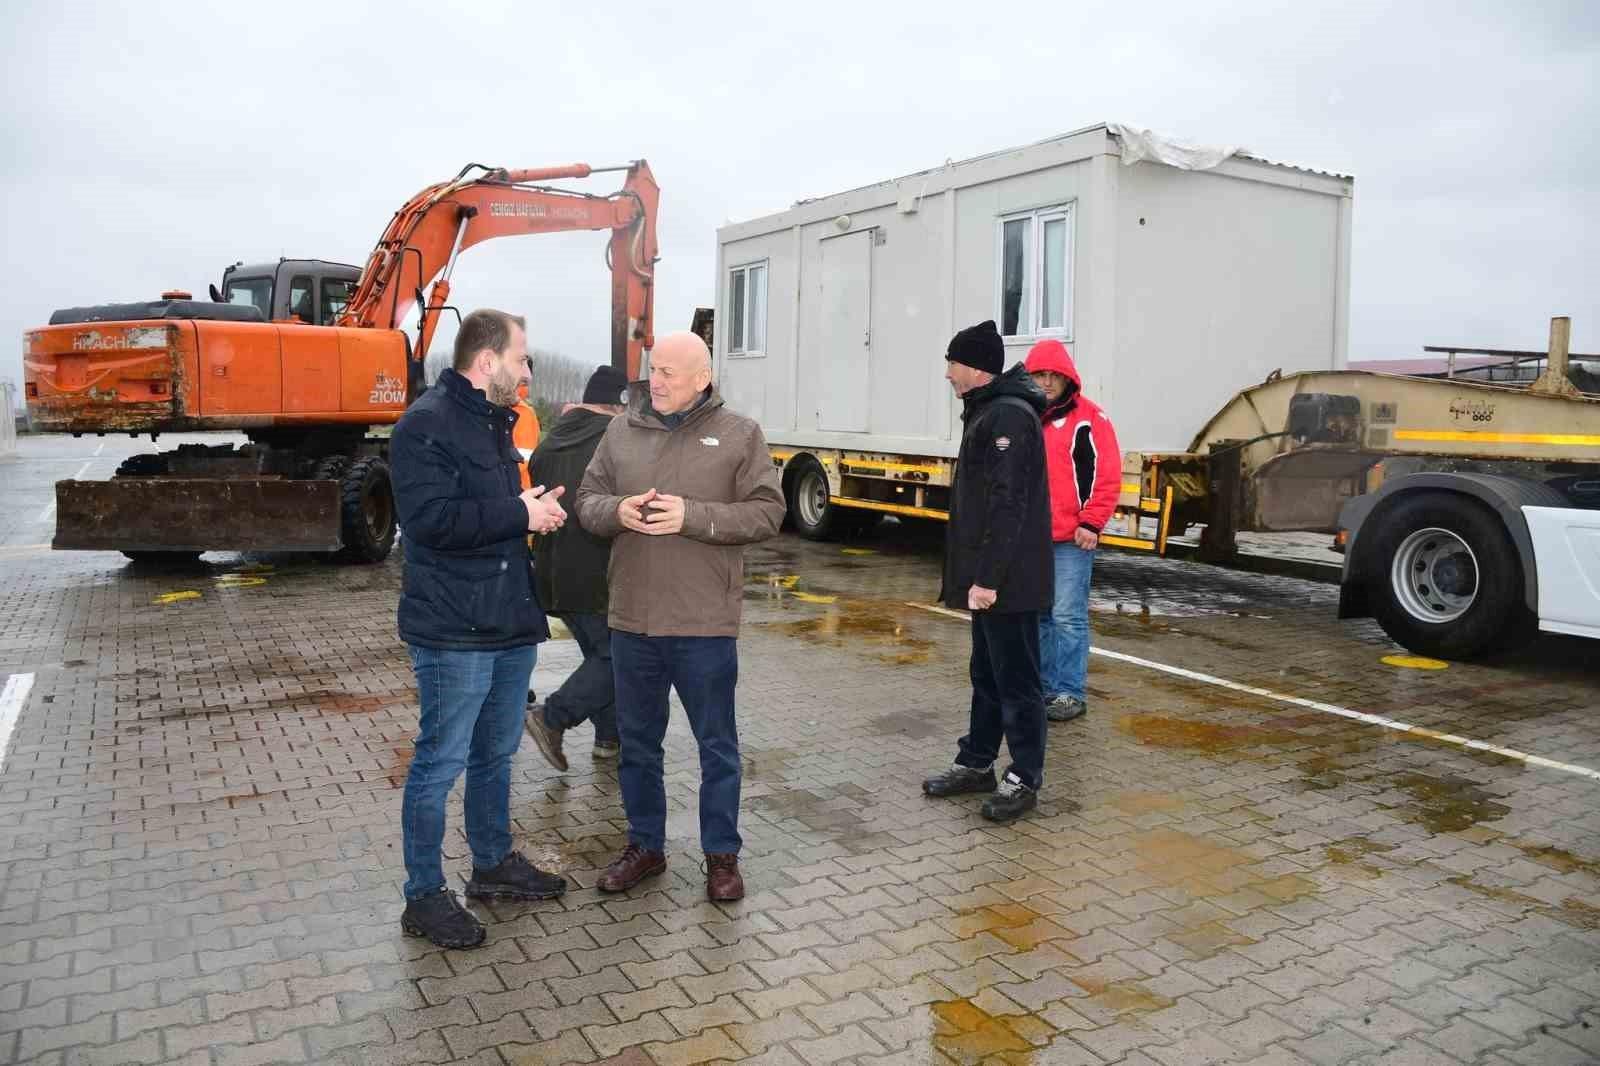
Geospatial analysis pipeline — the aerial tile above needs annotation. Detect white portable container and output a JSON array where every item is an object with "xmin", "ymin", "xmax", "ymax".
[{"xmin": 713, "ymin": 123, "xmax": 1353, "ymax": 458}]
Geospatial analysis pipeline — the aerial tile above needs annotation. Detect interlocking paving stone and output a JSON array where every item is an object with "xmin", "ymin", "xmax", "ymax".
[{"xmin": 1, "ymin": 481, "xmax": 1597, "ymax": 1066}]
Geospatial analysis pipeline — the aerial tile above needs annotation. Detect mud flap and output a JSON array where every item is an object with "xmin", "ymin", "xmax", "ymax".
[{"xmin": 52, "ymin": 479, "xmax": 343, "ymax": 552}]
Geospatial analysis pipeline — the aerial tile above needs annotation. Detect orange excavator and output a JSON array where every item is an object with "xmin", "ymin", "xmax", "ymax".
[{"xmin": 23, "ymin": 161, "xmax": 659, "ymax": 563}]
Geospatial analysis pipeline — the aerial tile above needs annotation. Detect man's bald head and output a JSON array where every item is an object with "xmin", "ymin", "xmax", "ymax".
[{"xmin": 648, "ymin": 331, "xmax": 714, "ymax": 414}]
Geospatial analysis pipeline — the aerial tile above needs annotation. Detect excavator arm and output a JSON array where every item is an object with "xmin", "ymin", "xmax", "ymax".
[{"xmin": 339, "ymin": 161, "xmax": 659, "ymax": 384}]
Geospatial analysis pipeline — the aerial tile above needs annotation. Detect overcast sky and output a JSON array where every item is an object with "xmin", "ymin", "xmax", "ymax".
[{"xmin": 3, "ymin": 0, "xmax": 1596, "ymax": 405}]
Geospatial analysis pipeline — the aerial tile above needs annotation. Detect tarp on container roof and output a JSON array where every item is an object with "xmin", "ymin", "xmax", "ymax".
[{"xmin": 1106, "ymin": 123, "xmax": 1246, "ymax": 171}]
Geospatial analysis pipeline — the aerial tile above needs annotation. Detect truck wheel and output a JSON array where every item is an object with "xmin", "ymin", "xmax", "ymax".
[
  {"xmin": 1363, "ymin": 491, "xmax": 1533, "ymax": 660},
  {"xmin": 337, "ymin": 457, "xmax": 396, "ymax": 563},
  {"xmin": 790, "ymin": 459, "xmax": 840, "ymax": 540}
]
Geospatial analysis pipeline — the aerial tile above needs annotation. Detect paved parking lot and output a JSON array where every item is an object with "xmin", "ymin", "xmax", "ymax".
[{"xmin": 1, "ymin": 434, "xmax": 1597, "ymax": 1066}]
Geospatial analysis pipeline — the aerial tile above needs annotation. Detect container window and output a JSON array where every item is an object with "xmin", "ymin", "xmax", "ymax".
[
  {"xmin": 997, "ymin": 205, "xmax": 1073, "ymax": 339},
  {"xmin": 727, "ymin": 261, "xmax": 768, "ymax": 356}
]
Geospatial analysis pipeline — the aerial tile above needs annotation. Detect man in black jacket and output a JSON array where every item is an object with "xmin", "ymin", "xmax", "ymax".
[
  {"xmin": 922, "ymin": 320, "xmax": 1054, "ymax": 823},
  {"xmin": 523, "ymin": 365, "xmax": 629, "ymax": 770},
  {"xmin": 390, "ymin": 308, "xmax": 572, "ymax": 949}
]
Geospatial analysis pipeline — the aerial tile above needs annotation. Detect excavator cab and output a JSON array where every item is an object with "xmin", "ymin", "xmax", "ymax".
[{"xmin": 218, "ymin": 259, "xmax": 362, "ymax": 325}]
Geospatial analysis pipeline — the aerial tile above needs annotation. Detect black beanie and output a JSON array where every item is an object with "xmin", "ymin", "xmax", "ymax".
[
  {"xmin": 581, "ymin": 365, "xmax": 629, "ymax": 405},
  {"xmin": 945, "ymin": 320, "xmax": 1005, "ymax": 375}
]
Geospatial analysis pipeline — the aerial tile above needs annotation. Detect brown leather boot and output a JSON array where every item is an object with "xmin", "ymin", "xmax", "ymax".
[
  {"xmin": 596, "ymin": 843, "xmax": 666, "ymax": 893},
  {"xmin": 705, "ymin": 853, "xmax": 744, "ymax": 902}
]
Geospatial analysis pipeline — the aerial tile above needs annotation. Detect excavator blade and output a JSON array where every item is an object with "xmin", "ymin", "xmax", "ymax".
[{"xmin": 52, "ymin": 479, "xmax": 343, "ymax": 553}]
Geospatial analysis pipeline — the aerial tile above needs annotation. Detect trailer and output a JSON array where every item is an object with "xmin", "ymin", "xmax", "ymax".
[
  {"xmin": 1144, "ymin": 317, "xmax": 1600, "ymax": 658},
  {"xmin": 709, "ymin": 125, "xmax": 1600, "ymax": 659}
]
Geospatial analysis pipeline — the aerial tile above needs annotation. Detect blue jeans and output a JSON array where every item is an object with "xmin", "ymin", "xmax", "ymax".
[
  {"xmin": 541, "ymin": 613, "xmax": 619, "ymax": 745},
  {"xmin": 1039, "ymin": 541, "xmax": 1095, "ymax": 701},
  {"xmin": 612, "ymin": 631, "xmax": 742, "ymax": 855},
  {"xmin": 402, "ymin": 643, "xmax": 537, "ymax": 900}
]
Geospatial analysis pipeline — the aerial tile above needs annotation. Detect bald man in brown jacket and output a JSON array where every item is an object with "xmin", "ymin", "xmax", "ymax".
[{"xmin": 577, "ymin": 332, "xmax": 786, "ymax": 902}]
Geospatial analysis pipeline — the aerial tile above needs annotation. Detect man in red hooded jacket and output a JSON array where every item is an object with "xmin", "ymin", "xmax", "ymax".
[{"xmin": 1022, "ymin": 339, "xmax": 1121, "ymax": 722}]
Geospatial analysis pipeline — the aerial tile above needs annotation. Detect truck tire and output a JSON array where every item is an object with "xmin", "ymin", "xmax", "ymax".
[
  {"xmin": 337, "ymin": 457, "xmax": 396, "ymax": 563},
  {"xmin": 789, "ymin": 459, "xmax": 844, "ymax": 540},
  {"xmin": 1362, "ymin": 490, "xmax": 1534, "ymax": 660}
]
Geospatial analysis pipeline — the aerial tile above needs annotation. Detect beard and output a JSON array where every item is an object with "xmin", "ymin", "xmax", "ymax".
[{"xmin": 487, "ymin": 366, "xmax": 520, "ymax": 407}]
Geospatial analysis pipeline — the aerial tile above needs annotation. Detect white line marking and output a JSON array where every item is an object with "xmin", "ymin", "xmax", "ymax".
[
  {"xmin": 904, "ymin": 601, "xmax": 1600, "ymax": 782},
  {"xmin": 37, "ymin": 459, "xmax": 94, "ymax": 524},
  {"xmin": 93, "ymin": 441, "xmax": 105, "ymax": 456},
  {"xmin": 0, "ymin": 673, "xmax": 36, "ymax": 773}
]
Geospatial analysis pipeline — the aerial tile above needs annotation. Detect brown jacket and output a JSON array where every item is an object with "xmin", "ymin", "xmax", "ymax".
[{"xmin": 577, "ymin": 385, "xmax": 785, "ymax": 637}]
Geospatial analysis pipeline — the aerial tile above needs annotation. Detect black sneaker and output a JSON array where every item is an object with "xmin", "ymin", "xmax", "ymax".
[
  {"xmin": 922, "ymin": 762, "xmax": 997, "ymax": 797},
  {"xmin": 401, "ymin": 889, "xmax": 485, "ymax": 949},
  {"xmin": 464, "ymin": 850, "xmax": 567, "ymax": 901},
  {"xmin": 981, "ymin": 772, "xmax": 1038, "ymax": 823},
  {"xmin": 1046, "ymin": 695, "xmax": 1088, "ymax": 722}
]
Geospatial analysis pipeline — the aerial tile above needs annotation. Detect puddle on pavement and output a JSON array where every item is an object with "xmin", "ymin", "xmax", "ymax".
[
  {"xmin": 927, "ymin": 973, "xmax": 1171, "ymax": 1064},
  {"xmin": 1108, "ymin": 791, "xmax": 1186, "ymax": 815},
  {"xmin": 1324, "ymin": 837, "xmax": 1398, "ymax": 879},
  {"xmin": 866, "ymin": 709, "xmax": 948, "ymax": 740},
  {"xmin": 930, "ymin": 998, "xmax": 1046, "ymax": 1062},
  {"xmin": 1390, "ymin": 773, "xmax": 1510, "ymax": 833},
  {"xmin": 1511, "ymin": 842, "xmax": 1600, "ymax": 877},
  {"xmin": 1446, "ymin": 876, "xmax": 1600, "ymax": 930},
  {"xmin": 761, "ymin": 600, "xmax": 934, "ymax": 665},
  {"xmin": 1117, "ymin": 713, "xmax": 1302, "ymax": 754}
]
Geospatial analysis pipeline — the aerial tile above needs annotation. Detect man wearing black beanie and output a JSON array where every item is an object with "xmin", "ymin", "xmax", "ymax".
[
  {"xmin": 924, "ymin": 320, "xmax": 1054, "ymax": 823},
  {"xmin": 523, "ymin": 365, "xmax": 630, "ymax": 770}
]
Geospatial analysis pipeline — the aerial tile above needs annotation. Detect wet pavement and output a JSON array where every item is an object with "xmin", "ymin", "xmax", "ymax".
[{"xmin": 1, "ymin": 433, "xmax": 1598, "ymax": 1066}]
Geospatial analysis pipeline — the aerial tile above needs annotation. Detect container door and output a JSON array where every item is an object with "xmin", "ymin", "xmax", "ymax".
[{"xmin": 817, "ymin": 230, "xmax": 872, "ymax": 433}]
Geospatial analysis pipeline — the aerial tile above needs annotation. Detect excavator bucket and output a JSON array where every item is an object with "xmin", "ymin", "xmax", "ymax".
[{"xmin": 52, "ymin": 479, "xmax": 343, "ymax": 553}]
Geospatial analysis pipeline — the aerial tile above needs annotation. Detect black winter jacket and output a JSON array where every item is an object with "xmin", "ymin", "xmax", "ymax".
[
  {"xmin": 528, "ymin": 407, "xmax": 615, "ymax": 615},
  {"xmin": 941, "ymin": 364, "xmax": 1054, "ymax": 613},
  {"xmin": 391, "ymin": 369, "xmax": 549, "ymax": 650}
]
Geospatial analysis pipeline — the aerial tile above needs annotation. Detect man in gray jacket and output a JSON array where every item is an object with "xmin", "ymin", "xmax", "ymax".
[{"xmin": 577, "ymin": 332, "xmax": 786, "ymax": 902}]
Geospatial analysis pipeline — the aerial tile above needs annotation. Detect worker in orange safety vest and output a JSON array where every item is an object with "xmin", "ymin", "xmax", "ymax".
[{"xmin": 512, "ymin": 381, "xmax": 541, "ymax": 490}]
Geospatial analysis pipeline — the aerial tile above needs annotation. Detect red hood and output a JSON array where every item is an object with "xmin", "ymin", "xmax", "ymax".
[{"xmin": 1023, "ymin": 339, "xmax": 1082, "ymax": 388}]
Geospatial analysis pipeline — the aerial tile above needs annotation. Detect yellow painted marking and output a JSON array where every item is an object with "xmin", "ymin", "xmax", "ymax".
[
  {"xmin": 215, "ymin": 574, "xmax": 268, "ymax": 589},
  {"xmin": 154, "ymin": 590, "xmax": 201, "ymax": 605},
  {"xmin": 841, "ymin": 548, "xmax": 876, "ymax": 556},
  {"xmin": 1156, "ymin": 485, "xmax": 1175, "ymax": 555},
  {"xmin": 777, "ymin": 575, "xmax": 800, "ymax": 589},
  {"xmin": 843, "ymin": 459, "xmax": 949, "ymax": 476},
  {"xmin": 1121, "ymin": 481, "xmax": 1141, "ymax": 494},
  {"xmin": 1100, "ymin": 534, "xmax": 1157, "ymax": 552},
  {"xmin": 831, "ymin": 497, "xmax": 948, "ymax": 520},
  {"xmin": 1395, "ymin": 429, "xmax": 1600, "ymax": 447},
  {"xmin": 1381, "ymin": 654, "xmax": 1449, "ymax": 671},
  {"xmin": 790, "ymin": 591, "xmax": 837, "ymax": 605}
]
